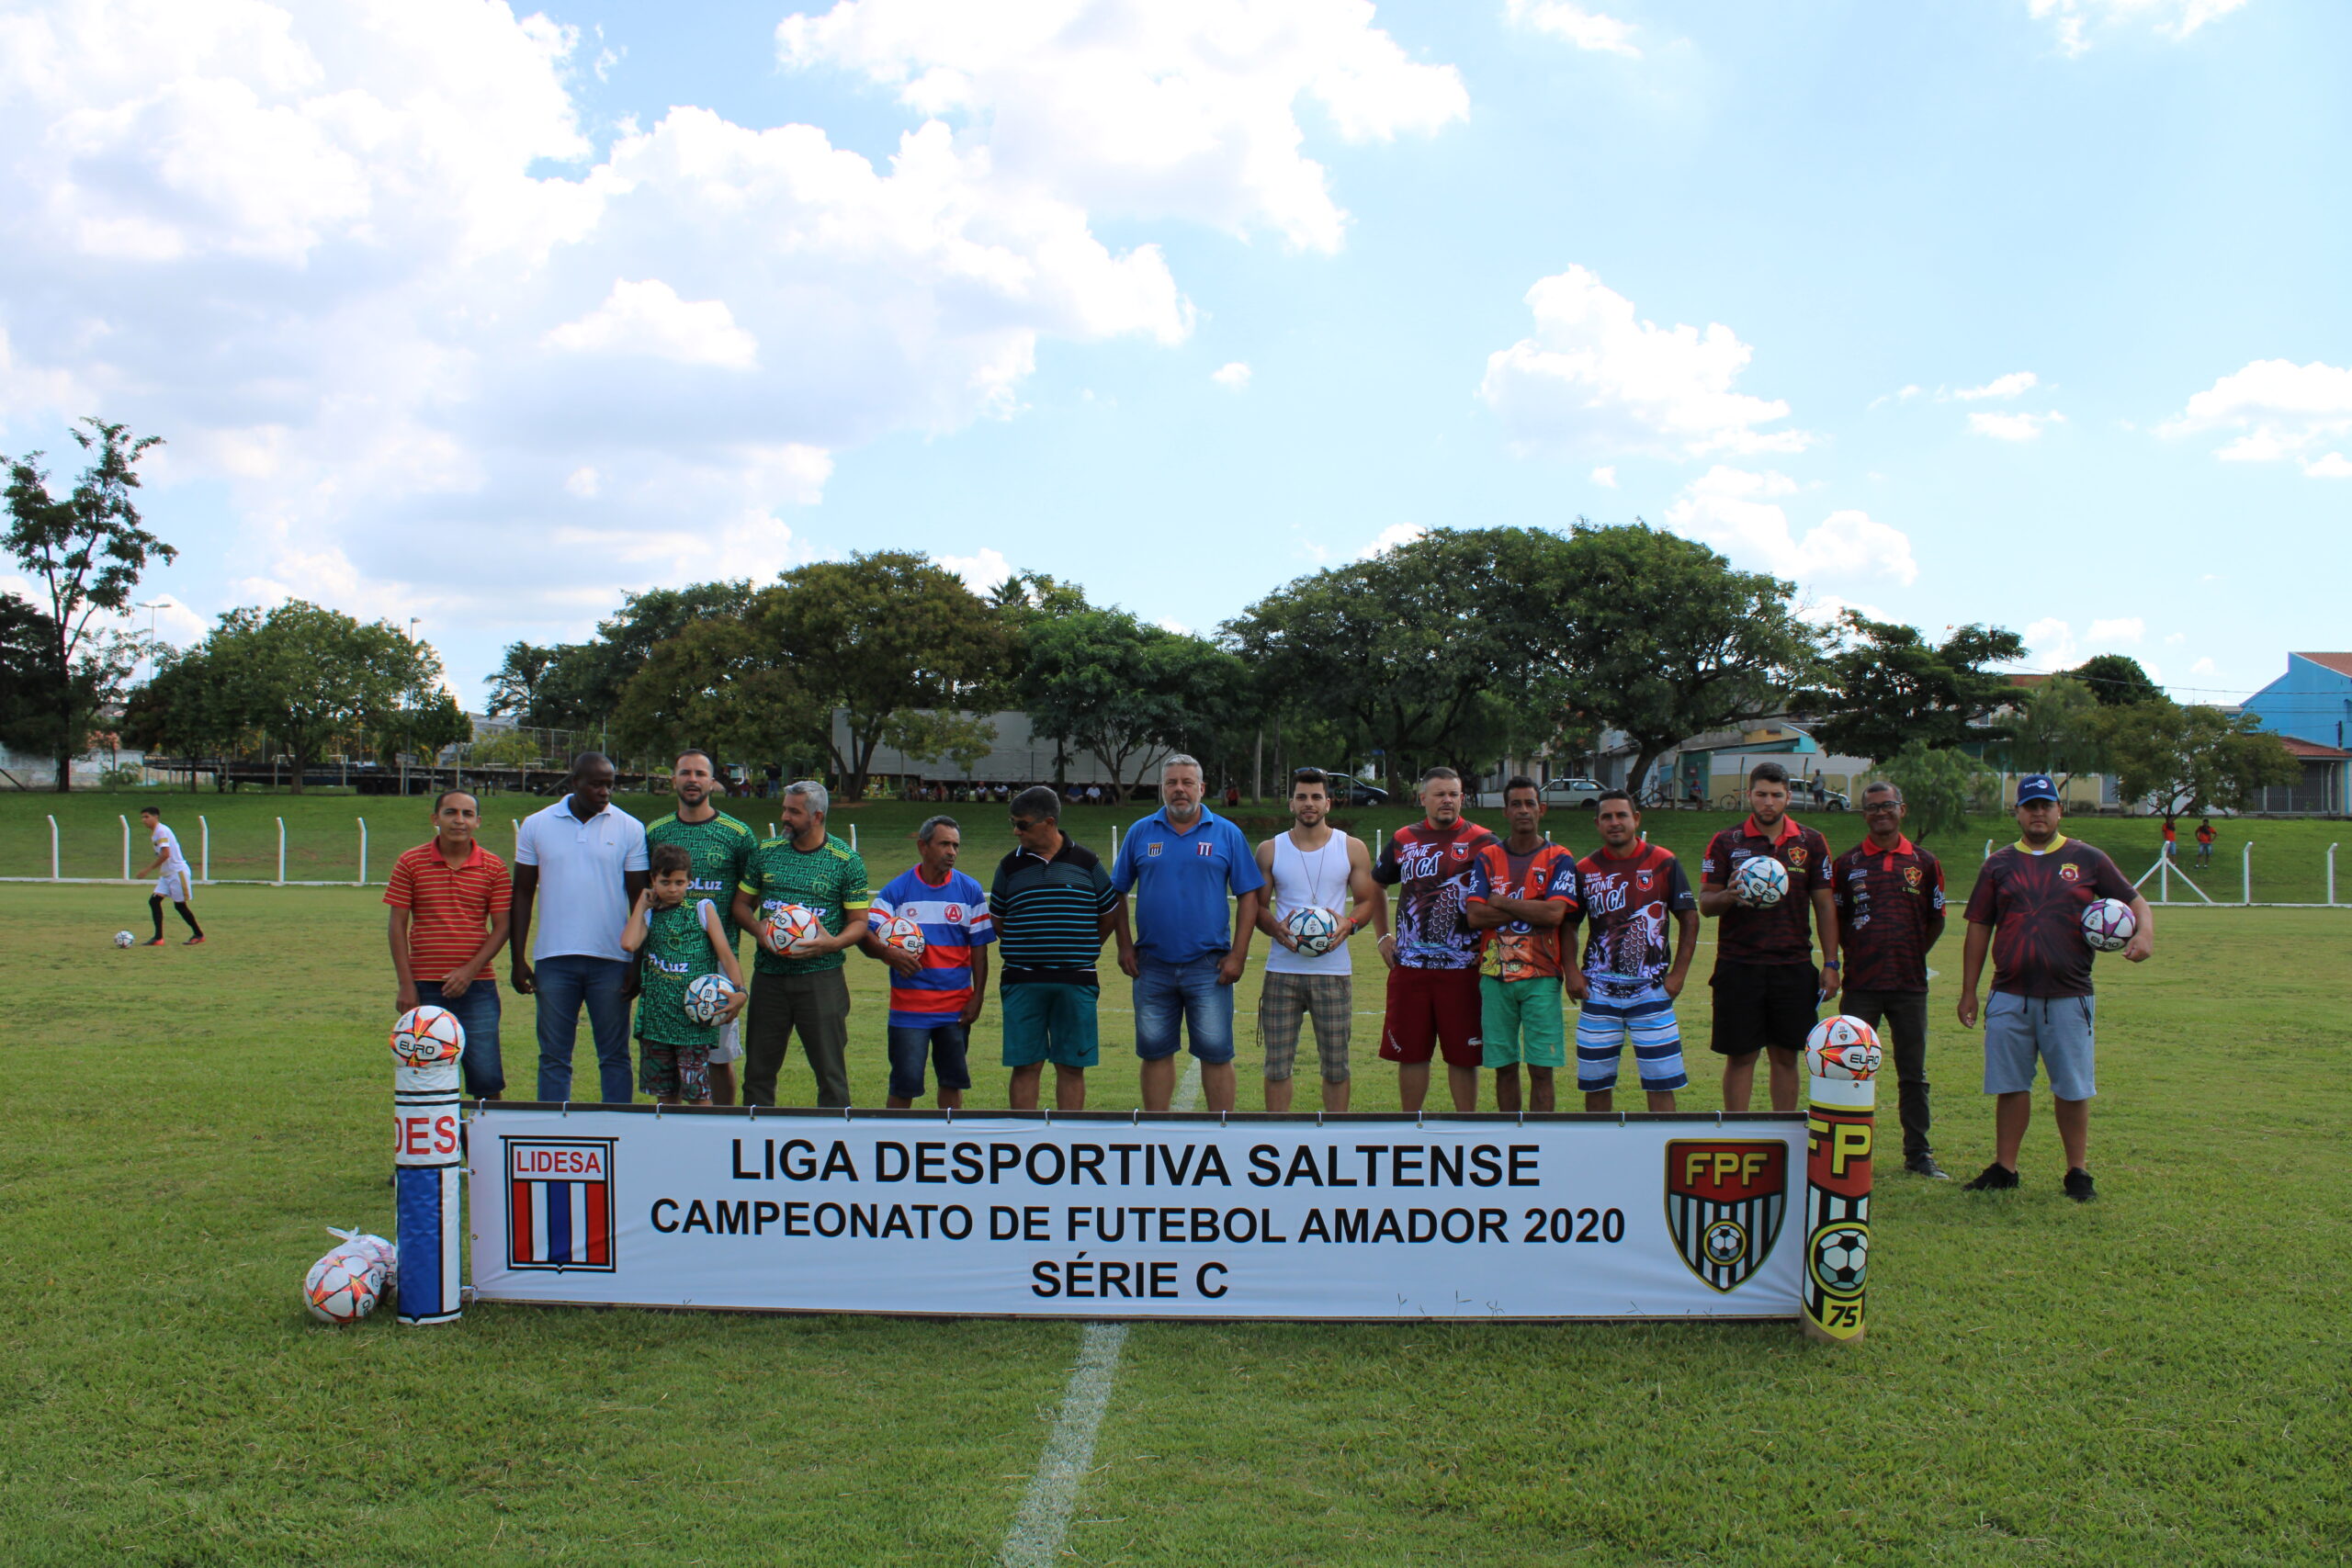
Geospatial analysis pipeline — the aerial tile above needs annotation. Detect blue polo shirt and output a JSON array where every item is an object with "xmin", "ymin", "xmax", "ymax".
[{"xmin": 1110, "ymin": 805, "xmax": 1267, "ymax": 964}]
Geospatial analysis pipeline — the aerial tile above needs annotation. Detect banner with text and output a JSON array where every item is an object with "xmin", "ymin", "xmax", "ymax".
[{"xmin": 468, "ymin": 1108, "xmax": 1808, "ymax": 1321}]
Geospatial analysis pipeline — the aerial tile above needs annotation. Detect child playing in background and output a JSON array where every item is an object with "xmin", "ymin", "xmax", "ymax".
[{"xmin": 623, "ymin": 842, "xmax": 748, "ymax": 1105}]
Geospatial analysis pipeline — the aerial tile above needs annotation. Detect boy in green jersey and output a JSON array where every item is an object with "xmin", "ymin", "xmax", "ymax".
[{"xmin": 623, "ymin": 843, "xmax": 749, "ymax": 1105}]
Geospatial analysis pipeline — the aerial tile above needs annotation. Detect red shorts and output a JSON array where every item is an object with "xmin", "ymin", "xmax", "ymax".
[{"xmin": 1379, "ymin": 964, "xmax": 1483, "ymax": 1068}]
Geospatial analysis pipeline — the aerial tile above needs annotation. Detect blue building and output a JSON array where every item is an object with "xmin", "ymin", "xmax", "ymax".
[{"xmin": 2239, "ymin": 652, "xmax": 2351, "ymax": 814}]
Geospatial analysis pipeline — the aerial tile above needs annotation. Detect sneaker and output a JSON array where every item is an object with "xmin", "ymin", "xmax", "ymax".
[
  {"xmin": 1962, "ymin": 1162, "xmax": 2019, "ymax": 1191},
  {"xmin": 182, "ymin": 934, "xmax": 207, "ymax": 945},
  {"xmin": 2063, "ymin": 1168, "xmax": 2097, "ymax": 1202},
  {"xmin": 141, "ymin": 936, "xmax": 166, "ymax": 946},
  {"xmin": 1905, "ymin": 1154, "xmax": 1950, "ymax": 1179}
]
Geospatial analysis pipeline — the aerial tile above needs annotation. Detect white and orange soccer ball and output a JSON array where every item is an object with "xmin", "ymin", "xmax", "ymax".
[
  {"xmin": 878, "ymin": 913, "xmax": 926, "ymax": 958},
  {"xmin": 2081, "ymin": 897, "xmax": 2136, "ymax": 953},
  {"xmin": 324, "ymin": 1228, "xmax": 396, "ymax": 1286},
  {"xmin": 1805, "ymin": 1014, "xmax": 1883, "ymax": 1082},
  {"xmin": 763, "ymin": 901, "xmax": 824, "ymax": 954},
  {"xmin": 390, "ymin": 1005, "xmax": 465, "ymax": 1066},
  {"xmin": 303, "ymin": 1250, "xmax": 383, "ymax": 1325}
]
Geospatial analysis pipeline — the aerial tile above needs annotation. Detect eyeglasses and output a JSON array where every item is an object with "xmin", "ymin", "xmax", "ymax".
[{"xmin": 1862, "ymin": 802, "xmax": 1901, "ymax": 814}]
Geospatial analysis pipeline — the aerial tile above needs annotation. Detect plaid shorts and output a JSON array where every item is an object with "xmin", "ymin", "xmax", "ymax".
[{"xmin": 1257, "ymin": 971, "xmax": 1352, "ymax": 1083}]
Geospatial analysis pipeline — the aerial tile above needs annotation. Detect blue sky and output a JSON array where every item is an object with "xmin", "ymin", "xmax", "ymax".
[{"xmin": 2, "ymin": 0, "xmax": 2344, "ymax": 705}]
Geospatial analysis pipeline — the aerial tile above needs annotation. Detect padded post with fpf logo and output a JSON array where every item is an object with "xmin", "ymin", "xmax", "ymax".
[
  {"xmin": 1803, "ymin": 1056, "xmax": 1875, "ymax": 1344},
  {"xmin": 390, "ymin": 1006, "xmax": 467, "ymax": 1325}
]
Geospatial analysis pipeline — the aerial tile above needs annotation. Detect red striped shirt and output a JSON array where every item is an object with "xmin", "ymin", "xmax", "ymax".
[{"xmin": 385, "ymin": 840, "xmax": 511, "ymax": 983}]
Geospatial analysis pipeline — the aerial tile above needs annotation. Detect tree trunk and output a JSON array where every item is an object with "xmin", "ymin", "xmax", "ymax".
[
  {"xmin": 288, "ymin": 745, "xmax": 308, "ymax": 794},
  {"xmin": 1626, "ymin": 745, "xmax": 1667, "ymax": 799}
]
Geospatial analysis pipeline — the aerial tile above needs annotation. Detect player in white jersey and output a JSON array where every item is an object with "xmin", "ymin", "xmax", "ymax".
[
  {"xmin": 1251, "ymin": 768, "xmax": 1383, "ymax": 1111},
  {"xmin": 136, "ymin": 806, "xmax": 205, "ymax": 945}
]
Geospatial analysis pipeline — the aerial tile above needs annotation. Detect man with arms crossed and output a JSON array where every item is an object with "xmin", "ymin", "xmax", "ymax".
[
  {"xmin": 1955, "ymin": 774, "xmax": 2153, "ymax": 1200},
  {"xmin": 1571, "ymin": 791, "xmax": 1697, "ymax": 1111},
  {"xmin": 1833, "ymin": 781, "xmax": 1950, "ymax": 1179},
  {"xmin": 730, "ymin": 781, "xmax": 875, "ymax": 1109},
  {"xmin": 387, "ymin": 790, "xmax": 511, "ymax": 1100},
  {"xmin": 646, "ymin": 750, "xmax": 758, "ymax": 1104},
  {"xmin": 135, "ymin": 806, "xmax": 203, "ymax": 945},
  {"xmin": 1699, "ymin": 761, "xmax": 1839, "ymax": 1112},
  {"xmin": 992, "ymin": 786, "xmax": 1119, "ymax": 1111},
  {"xmin": 1112, "ymin": 754, "xmax": 1265, "ymax": 1113},
  {"xmin": 1463, "ymin": 777, "xmax": 1580, "ymax": 1113},
  {"xmin": 1374, "ymin": 767, "xmax": 1502, "ymax": 1112},
  {"xmin": 869, "ymin": 816, "xmax": 994, "ymax": 1110},
  {"xmin": 512, "ymin": 753, "xmax": 649, "ymax": 1102},
  {"xmin": 1253, "ymin": 768, "xmax": 1382, "ymax": 1112}
]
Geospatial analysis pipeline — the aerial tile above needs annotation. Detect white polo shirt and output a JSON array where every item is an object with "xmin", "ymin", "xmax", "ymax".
[{"xmin": 514, "ymin": 795, "xmax": 649, "ymax": 963}]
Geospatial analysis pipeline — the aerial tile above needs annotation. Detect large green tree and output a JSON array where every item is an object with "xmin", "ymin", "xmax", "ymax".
[
  {"xmin": 2, "ymin": 419, "xmax": 175, "ymax": 790},
  {"xmin": 1227, "ymin": 529, "xmax": 1546, "ymax": 791},
  {"xmin": 1793, "ymin": 613, "xmax": 2026, "ymax": 761},
  {"xmin": 759, "ymin": 552, "xmax": 1012, "ymax": 798},
  {"xmin": 1879, "ymin": 741, "xmax": 1996, "ymax": 842},
  {"xmin": 190, "ymin": 602, "xmax": 447, "ymax": 793},
  {"xmin": 488, "ymin": 581, "xmax": 759, "ymax": 732},
  {"xmin": 2098, "ymin": 702, "xmax": 2299, "ymax": 816},
  {"xmin": 1995, "ymin": 675, "xmax": 2107, "ymax": 784},
  {"xmin": 609, "ymin": 615, "xmax": 823, "ymax": 773},
  {"xmin": 1020, "ymin": 608, "xmax": 1244, "ymax": 794},
  {"xmin": 1510, "ymin": 523, "xmax": 1821, "ymax": 795},
  {"xmin": 119, "ymin": 644, "xmax": 251, "ymax": 787},
  {"xmin": 2067, "ymin": 653, "xmax": 2163, "ymax": 708}
]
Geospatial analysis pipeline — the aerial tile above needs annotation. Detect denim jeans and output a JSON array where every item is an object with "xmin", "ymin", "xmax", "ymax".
[
  {"xmin": 416, "ymin": 978, "xmax": 504, "ymax": 1099},
  {"xmin": 1133, "ymin": 956, "xmax": 1236, "ymax": 1064},
  {"xmin": 533, "ymin": 954, "xmax": 635, "ymax": 1102}
]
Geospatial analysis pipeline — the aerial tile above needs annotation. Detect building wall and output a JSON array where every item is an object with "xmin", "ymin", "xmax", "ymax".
[
  {"xmin": 829, "ymin": 711, "xmax": 1138, "ymax": 786},
  {"xmin": 2242, "ymin": 655, "xmax": 2352, "ymax": 750}
]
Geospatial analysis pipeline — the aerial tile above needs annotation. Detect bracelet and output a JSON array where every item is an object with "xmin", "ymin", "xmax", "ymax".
[{"xmin": 1823, "ymin": 959, "xmax": 1840, "ymax": 970}]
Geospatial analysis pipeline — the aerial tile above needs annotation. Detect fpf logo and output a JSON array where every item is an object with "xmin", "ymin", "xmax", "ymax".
[{"xmin": 1664, "ymin": 1139, "xmax": 1788, "ymax": 1292}]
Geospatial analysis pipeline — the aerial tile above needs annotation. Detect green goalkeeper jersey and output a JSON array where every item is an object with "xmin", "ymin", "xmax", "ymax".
[{"xmin": 637, "ymin": 898, "xmax": 718, "ymax": 1047}]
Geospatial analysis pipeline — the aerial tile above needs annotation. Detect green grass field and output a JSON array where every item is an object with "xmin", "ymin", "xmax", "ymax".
[{"xmin": 3, "ymin": 840, "xmax": 2347, "ymax": 1563}]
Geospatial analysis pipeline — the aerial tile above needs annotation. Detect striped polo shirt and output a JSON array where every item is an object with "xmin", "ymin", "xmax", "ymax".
[
  {"xmin": 989, "ymin": 837, "xmax": 1116, "ymax": 988},
  {"xmin": 869, "ymin": 864, "xmax": 996, "ymax": 1026},
  {"xmin": 384, "ymin": 840, "xmax": 511, "ymax": 983}
]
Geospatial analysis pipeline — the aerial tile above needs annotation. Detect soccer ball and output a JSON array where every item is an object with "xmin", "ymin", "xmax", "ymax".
[
  {"xmin": 684, "ymin": 973, "xmax": 740, "ymax": 1025},
  {"xmin": 878, "ymin": 913, "xmax": 926, "ymax": 958},
  {"xmin": 113, "ymin": 931, "xmax": 136, "ymax": 948},
  {"xmin": 1733, "ymin": 856, "xmax": 1790, "ymax": 908},
  {"xmin": 2082, "ymin": 897, "xmax": 2136, "ymax": 953},
  {"xmin": 1702, "ymin": 1218, "xmax": 1747, "ymax": 1266},
  {"xmin": 1805, "ymin": 1014, "xmax": 1883, "ymax": 1082},
  {"xmin": 303, "ymin": 1250, "xmax": 383, "ymax": 1325},
  {"xmin": 390, "ymin": 1005, "xmax": 465, "ymax": 1066},
  {"xmin": 1283, "ymin": 906, "xmax": 1341, "ymax": 956},
  {"xmin": 762, "ymin": 901, "xmax": 823, "ymax": 954},
  {"xmin": 1810, "ymin": 1225, "xmax": 1870, "ymax": 1294}
]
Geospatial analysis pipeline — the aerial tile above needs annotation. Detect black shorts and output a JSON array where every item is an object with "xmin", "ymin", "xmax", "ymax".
[{"xmin": 1709, "ymin": 961, "xmax": 1819, "ymax": 1058}]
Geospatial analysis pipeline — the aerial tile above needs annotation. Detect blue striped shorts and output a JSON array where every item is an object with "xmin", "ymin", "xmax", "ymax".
[{"xmin": 1576, "ymin": 982, "xmax": 1690, "ymax": 1091}]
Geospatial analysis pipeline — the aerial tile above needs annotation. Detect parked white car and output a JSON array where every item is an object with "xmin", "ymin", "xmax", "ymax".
[{"xmin": 1473, "ymin": 777, "xmax": 1606, "ymax": 809}]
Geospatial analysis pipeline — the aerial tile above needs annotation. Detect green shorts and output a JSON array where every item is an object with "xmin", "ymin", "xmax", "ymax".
[
  {"xmin": 1001, "ymin": 982, "xmax": 1101, "ymax": 1070},
  {"xmin": 1480, "ymin": 975, "xmax": 1566, "ymax": 1068}
]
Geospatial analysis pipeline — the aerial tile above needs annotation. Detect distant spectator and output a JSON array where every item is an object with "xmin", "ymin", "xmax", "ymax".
[
  {"xmin": 2194, "ymin": 817, "xmax": 2215, "ymax": 869},
  {"xmin": 2161, "ymin": 814, "xmax": 2178, "ymax": 862},
  {"xmin": 386, "ymin": 789, "xmax": 511, "ymax": 1099},
  {"xmin": 512, "ymin": 754, "xmax": 650, "ymax": 1102}
]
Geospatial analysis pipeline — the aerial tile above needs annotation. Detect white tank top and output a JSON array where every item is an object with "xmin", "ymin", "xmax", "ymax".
[{"xmin": 1266, "ymin": 829, "xmax": 1355, "ymax": 976}]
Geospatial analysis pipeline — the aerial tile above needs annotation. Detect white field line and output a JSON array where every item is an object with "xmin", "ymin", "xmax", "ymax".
[{"xmin": 1000, "ymin": 1056, "xmax": 1199, "ymax": 1567}]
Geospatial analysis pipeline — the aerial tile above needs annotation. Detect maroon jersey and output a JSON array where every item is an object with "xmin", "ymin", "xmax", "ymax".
[
  {"xmin": 1701, "ymin": 814, "xmax": 1833, "ymax": 966},
  {"xmin": 1831, "ymin": 836, "xmax": 1945, "ymax": 992},
  {"xmin": 1574, "ymin": 841, "xmax": 1696, "ymax": 1000},
  {"xmin": 1374, "ymin": 818, "xmax": 1502, "ymax": 970},
  {"xmin": 1962, "ymin": 836, "xmax": 2136, "ymax": 998}
]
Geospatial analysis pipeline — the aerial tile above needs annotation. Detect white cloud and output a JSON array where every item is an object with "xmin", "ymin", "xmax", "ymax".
[
  {"xmin": 2165, "ymin": 632, "xmax": 2187, "ymax": 646},
  {"xmin": 1969, "ymin": 409, "xmax": 2066, "ymax": 441},
  {"xmin": 1357, "ymin": 522, "xmax": 1425, "ymax": 559},
  {"xmin": 546, "ymin": 279, "xmax": 760, "ymax": 370},
  {"xmin": 1480, "ymin": 265, "xmax": 1807, "ymax": 460},
  {"xmin": 2190, "ymin": 657, "xmax": 2216, "ymax": 675},
  {"xmin": 2087, "ymin": 616, "xmax": 2144, "ymax": 644},
  {"xmin": 1590, "ymin": 465, "xmax": 1617, "ymax": 488},
  {"xmin": 778, "ymin": 0, "xmax": 1469, "ymax": 254},
  {"xmin": 2029, "ymin": 0, "xmax": 2250, "ymax": 56},
  {"xmin": 1867, "ymin": 384, "xmax": 1923, "ymax": 409},
  {"xmin": 1156, "ymin": 615, "xmax": 1191, "ymax": 634},
  {"xmin": 1212, "ymin": 361, "xmax": 1252, "ymax": 391},
  {"xmin": 1662, "ymin": 468, "xmax": 1917, "ymax": 587},
  {"xmin": 0, "ymin": 0, "xmax": 1456, "ymax": 684},
  {"xmin": 939, "ymin": 547, "xmax": 1013, "ymax": 595},
  {"xmin": 2022, "ymin": 616, "xmax": 2149, "ymax": 670},
  {"xmin": 2161, "ymin": 359, "xmax": 2352, "ymax": 475},
  {"xmin": 1505, "ymin": 1, "xmax": 1641, "ymax": 58},
  {"xmin": 1952, "ymin": 370, "xmax": 2039, "ymax": 400}
]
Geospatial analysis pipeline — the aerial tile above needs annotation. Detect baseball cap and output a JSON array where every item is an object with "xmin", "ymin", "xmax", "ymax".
[{"xmin": 2017, "ymin": 774, "xmax": 2060, "ymax": 805}]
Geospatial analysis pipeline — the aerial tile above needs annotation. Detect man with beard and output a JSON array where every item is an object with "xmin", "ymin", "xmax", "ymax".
[{"xmin": 646, "ymin": 750, "xmax": 758, "ymax": 1104}]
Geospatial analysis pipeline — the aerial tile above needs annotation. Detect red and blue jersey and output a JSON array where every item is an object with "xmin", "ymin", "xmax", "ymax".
[{"xmin": 870, "ymin": 865, "xmax": 996, "ymax": 1028}]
